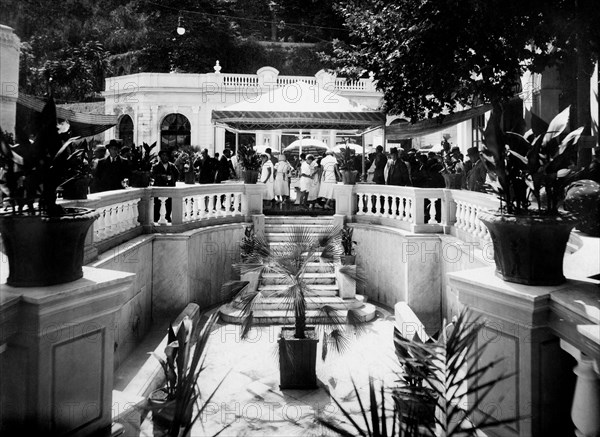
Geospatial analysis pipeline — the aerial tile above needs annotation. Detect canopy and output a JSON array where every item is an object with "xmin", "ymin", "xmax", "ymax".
[
  {"xmin": 212, "ymin": 81, "xmax": 385, "ymax": 131},
  {"xmin": 385, "ymin": 104, "xmax": 492, "ymax": 140},
  {"xmin": 17, "ymin": 94, "xmax": 118, "ymax": 138}
]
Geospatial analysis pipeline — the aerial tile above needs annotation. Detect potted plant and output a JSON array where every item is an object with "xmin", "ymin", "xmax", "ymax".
[
  {"xmin": 236, "ymin": 143, "xmax": 261, "ymax": 184},
  {"xmin": 147, "ymin": 313, "xmax": 229, "ymax": 437},
  {"xmin": 60, "ymin": 138, "xmax": 95, "ymax": 200},
  {"xmin": 336, "ymin": 146, "xmax": 358, "ymax": 185},
  {"xmin": 478, "ymin": 105, "xmax": 582, "ymax": 285},
  {"xmin": 317, "ymin": 308, "xmax": 517, "ymax": 437},
  {"xmin": 129, "ymin": 141, "xmax": 157, "ymax": 187},
  {"xmin": 340, "ymin": 225, "xmax": 357, "ymax": 265},
  {"xmin": 0, "ymin": 97, "xmax": 98, "ymax": 287},
  {"xmin": 440, "ymin": 141, "xmax": 465, "ymax": 189},
  {"xmin": 226, "ymin": 225, "xmax": 364, "ymax": 389}
]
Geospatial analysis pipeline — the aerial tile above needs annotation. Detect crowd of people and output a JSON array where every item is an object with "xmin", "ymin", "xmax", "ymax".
[{"xmin": 88, "ymin": 138, "xmax": 488, "ymax": 218}]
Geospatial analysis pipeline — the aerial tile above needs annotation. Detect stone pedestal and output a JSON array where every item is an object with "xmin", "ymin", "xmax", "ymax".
[
  {"xmin": 0, "ymin": 267, "xmax": 134, "ymax": 436},
  {"xmin": 448, "ymin": 266, "xmax": 576, "ymax": 437}
]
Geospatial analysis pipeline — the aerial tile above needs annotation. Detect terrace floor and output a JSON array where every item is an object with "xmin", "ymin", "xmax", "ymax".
[{"xmin": 137, "ymin": 304, "xmax": 399, "ymax": 436}]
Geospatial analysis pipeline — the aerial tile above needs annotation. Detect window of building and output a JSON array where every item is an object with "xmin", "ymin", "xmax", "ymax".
[
  {"xmin": 160, "ymin": 113, "xmax": 191, "ymax": 150},
  {"xmin": 471, "ymin": 114, "xmax": 485, "ymax": 149},
  {"xmin": 117, "ymin": 114, "xmax": 134, "ymax": 148}
]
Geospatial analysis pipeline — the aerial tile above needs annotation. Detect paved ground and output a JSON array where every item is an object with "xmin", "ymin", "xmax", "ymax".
[{"xmin": 139, "ymin": 304, "xmax": 399, "ymax": 436}]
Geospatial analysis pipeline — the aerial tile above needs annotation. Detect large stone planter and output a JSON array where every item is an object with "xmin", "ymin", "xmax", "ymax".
[
  {"xmin": 0, "ymin": 208, "xmax": 97, "ymax": 286},
  {"xmin": 243, "ymin": 169, "xmax": 259, "ymax": 184},
  {"xmin": 478, "ymin": 210, "xmax": 578, "ymax": 286},
  {"xmin": 278, "ymin": 326, "xmax": 318, "ymax": 389}
]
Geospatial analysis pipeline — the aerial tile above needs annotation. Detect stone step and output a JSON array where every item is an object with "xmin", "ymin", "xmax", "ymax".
[
  {"xmin": 257, "ymin": 284, "xmax": 339, "ymax": 297},
  {"xmin": 219, "ymin": 301, "xmax": 377, "ymax": 325},
  {"xmin": 231, "ymin": 296, "xmax": 363, "ymax": 311},
  {"xmin": 265, "ymin": 232, "xmax": 335, "ymax": 242},
  {"xmin": 264, "ymin": 217, "xmax": 334, "ymax": 225},
  {"xmin": 260, "ymin": 274, "xmax": 336, "ymax": 286},
  {"xmin": 265, "ymin": 224, "xmax": 339, "ymax": 234}
]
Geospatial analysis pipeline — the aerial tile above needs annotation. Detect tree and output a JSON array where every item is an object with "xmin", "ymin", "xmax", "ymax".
[{"xmin": 327, "ymin": 0, "xmax": 600, "ymax": 122}]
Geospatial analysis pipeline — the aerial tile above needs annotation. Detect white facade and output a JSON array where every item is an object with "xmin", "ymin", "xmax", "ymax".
[
  {"xmin": 0, "ymin": 25, "xmax": 20, "ymax": 135},
  {"xmin": 103, "ymin": 65, "xmax": 385, "ymax": 154}
]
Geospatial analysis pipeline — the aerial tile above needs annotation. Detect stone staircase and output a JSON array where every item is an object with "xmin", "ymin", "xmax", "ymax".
[{"xmin": 219, "ymin": 216, "xmax": 377, "ymax": 325}]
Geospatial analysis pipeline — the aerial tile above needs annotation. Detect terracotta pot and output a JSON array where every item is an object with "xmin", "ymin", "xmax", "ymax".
[
  {"xmin": 278, "ymin": 326, "xmax": 318, "ymax": 389},
  {"xmin": 148, "ymin": 388, "xmax": 193, "ymax": 427},
  {"xmin": 341, "ymin": 170, "xmax": 358, "ymax": 185},
  {"xmin": 130, "ymin": 170, "xmax": 151, "ymax": 187},
  {"xmin": 243, "ymin": 169, "xmax": 259, "ymax": 184},
  {"xmin": 184, "ymin": 171, "xmax": 196, "ymax": 184},
  {"xmin": 479, "ymin": 210, "xmax": 578, "ymax": 286},
  {"xmin": 0, "ymin": 208, "xmax": 98, "ymax": 287},
  {"xmin": 396, "ymin": 386, "xmax": 437, "ymax": 427}
]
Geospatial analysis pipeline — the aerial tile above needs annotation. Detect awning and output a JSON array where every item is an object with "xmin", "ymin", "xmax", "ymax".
[
  {"xmin": 212, "ymin": 81, "xmax": 385, "ymax": 131},
  {"xmin": 385, "ymin": 104, "xmax": 492, "ymax": 140},
  {"xmin": 17, "ymin": 94, "xmax": 118, "ymax": 138},
  {"xmin": 212, "ymin": 110, "xmax": 386, "ymax": 131}
]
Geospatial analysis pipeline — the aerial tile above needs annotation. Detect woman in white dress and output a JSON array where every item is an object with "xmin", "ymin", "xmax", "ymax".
[
  {"xmin": 318, "ymin": 150, "xmax": 340, "ymax": 209},
  {"xmin": 307, "ymin": 156, "xmax": 322, "ymax": 210},
  {"xmin": 260, "ymin": 153, "xmax": 275, "ymax": 203},
  {"xmin": 273, "ymin": 154, "xmax": 291, "ymax": 203},
  {"xmin": 299, "ymin": 154, "xmax": 314, "ymax": 208}
]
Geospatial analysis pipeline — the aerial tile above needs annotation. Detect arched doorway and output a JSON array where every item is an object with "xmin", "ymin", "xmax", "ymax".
[
  {"xmin": 117, "ymin": 114, "xmax": 134, "ymax": 148},
  {"xmin": 160, "ymin": 113, "xmax": 191, "ymax": 150}
]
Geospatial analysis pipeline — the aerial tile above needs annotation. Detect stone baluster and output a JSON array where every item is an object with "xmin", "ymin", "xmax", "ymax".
[
  {"xmin": 406, "ymin": 197, "xmax": 413, "ymax": 222},
  {"xmin": 131, "ymin": 200, "xmax": 139, "ymax": 228},
  {"xmin": 225, "ymin": 192, "xmax": 233, "ymax": 215},
  {"xmin": 428, "ymin": 198, "xmax": 438, "ymax": 224},
  {"xmin": 397, "ymin": 196, "xmax": 405, "ymax": 220},
  {"xmin": 106, "ymin": 206, "xmax": 115, "ymax": 238},
  {"xmin": 458, "ymin": 201, "xmax": 467, "ymax": 230},
  {"xmin": 375, "ymin": 194, "xmax": 382, "ymax": 216},
  {"xmin": 157, "ymin": 197, "xmax": 168, "ymax": 225},
  {"xmin": 572, "ymin": 356, "xmax": 600, "ymax": 437},
  {"xmin": 192, "ymin": 196, "xmax": 200, "ymax": 220},
  {"xmin": 469, "ymin": 204, "xmax": 478, "ymax": 236},
  {"xmin": 382, "ymin": 196, "xmax": 392, "ymax": 217},
  {"xmin": 95, "ymin": 208, "xmax": 106, "ymax": 241},
  {"xmin": 357, "ymin": 194, "xmax": 365, "ymax": 215},
  {"xmin": 207, "ymin": 194, "xmax": 216, "ymax": 216},
  {"xmin": 185, "ymin": 197, "xmax": 193, "ymax": 222},
  {"xmin": 366, "ymin": 194, "xmax": 374, "ymax": 216},
  {"xmin": 117, "ymin": 202, "xmax": 127, "ymax": 233}
]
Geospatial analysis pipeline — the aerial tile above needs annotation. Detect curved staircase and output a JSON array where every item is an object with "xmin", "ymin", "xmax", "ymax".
[{"xmin": 219, "ymin": 216, "xmax": 377, "ymax": 325}]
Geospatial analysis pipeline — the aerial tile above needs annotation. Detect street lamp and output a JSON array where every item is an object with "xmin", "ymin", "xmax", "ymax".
[{"xmin": 177, "ymin": 13, "xmax": 185, "ymax": 35}]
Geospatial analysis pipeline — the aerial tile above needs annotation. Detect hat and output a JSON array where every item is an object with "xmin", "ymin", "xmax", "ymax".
[
  {"xmin": 390, "ymin": 147, "xmax": 399, "ymax": 155},
  {"xmin": 467, "ymin": 147, "xmax": 479, "ymax": 156},
  {"xmin": 158, "ymin": 149, "xmax": 169, "ymax": 157},
  {"xmin": 325, "ymin": 150, "xmax": 334, "ymax": 156},
  {"xmin": 107, "ymin": 139, "xmax": 122, "ymax": 149},
  {"xmin": 306, "ymin": 154, "xmax": 315, "ymax": 161},
  {"xmin": 451, "ymin": 146, "xmax": 460, "ymax": 152},
  {"xmin": 120, "ymin": 146, "xmax": 131, "ymax": 154}
]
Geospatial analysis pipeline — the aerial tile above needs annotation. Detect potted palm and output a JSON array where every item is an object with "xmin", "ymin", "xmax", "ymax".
[
  {"xmin": 226, "ymin": 225, "xmax": 364, "ymax": 389},
  {"xmin": 60, "ymin": 138, "xmax": 95, "ymax": 200},
  {"xmin": 147, "ymin": 313, "xmax": 228, "ymax": 437},
  {"xmin": 317, "ymin": 308, "xmax": 517, "ymax": 437},
  {"xmin": 0, "ymin": 97, "xmax": 98, "ymax": 287},
  {"xmin": 237, "ymin": 143, "xmax": 261, "ymax": 184},
  {"xmin": 478, "ymin": 105, "xmax": 581, "ymax": 285},
  {"xmin": 340, "ymin": 225, "xmax": 357, "ymax": 265},
  {"xmin": 336, "ymin": 146, "xmax": 358, "ymax": 185},
  {"xmin": 129, "ymin": 142, "xmax": 157, "ymax": 187}
]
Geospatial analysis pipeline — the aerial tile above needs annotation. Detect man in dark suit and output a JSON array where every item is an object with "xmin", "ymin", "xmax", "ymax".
[
  {"xmin": 95, "ymin": 140, "xmax": 130, "ymax": 192},
  {"xmin": 151, "ymin": 149, "xmax": 180, "ymax": 222},
  {"xmin": 385, "ymin": 147, "xmax": 411, "ymax": 186}
]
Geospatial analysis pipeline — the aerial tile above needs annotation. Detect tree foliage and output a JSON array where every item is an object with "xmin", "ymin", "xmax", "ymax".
[{"xmin": 327, "ymin": 0, "xmax": 600, "ymax": 121}]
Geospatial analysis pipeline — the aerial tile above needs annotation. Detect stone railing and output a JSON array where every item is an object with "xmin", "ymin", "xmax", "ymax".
[
  {"xmin": 335, "ymin": 184, "xmax": 496, "ymax": 239},
  {"xmin": 58, "ymin": 182, "xmax": 265, "ymax": 261}
]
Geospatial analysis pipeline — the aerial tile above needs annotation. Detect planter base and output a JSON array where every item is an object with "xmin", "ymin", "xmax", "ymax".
[
  {"xmin": 479, "ymin": 210, "xmax": 578, "ymax": 286},
  {"xmin": 278, "ymin": 327, "xmax": 318, "ymax": 390},
  {"xmin": 0, "ymin": 208, "xmax": 98, "ymax": 287}
]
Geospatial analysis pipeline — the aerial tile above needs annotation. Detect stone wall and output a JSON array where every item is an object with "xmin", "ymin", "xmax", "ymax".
[
  {"xmin": 352, "ymin": 223, "xmax": 491, "ymax": 334},
  {"xmin": 91, "ymin": 235, "xmax": 154, "ymax": 370}
]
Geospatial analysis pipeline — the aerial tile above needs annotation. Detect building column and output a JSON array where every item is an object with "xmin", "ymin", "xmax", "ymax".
[
  {"xmin": 0, "ymin": 267, "xmax": 134, "ymax": 436},
  {"xmin": 0, "ymin": 25, "xmax": 20, "ymax": 135}
]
